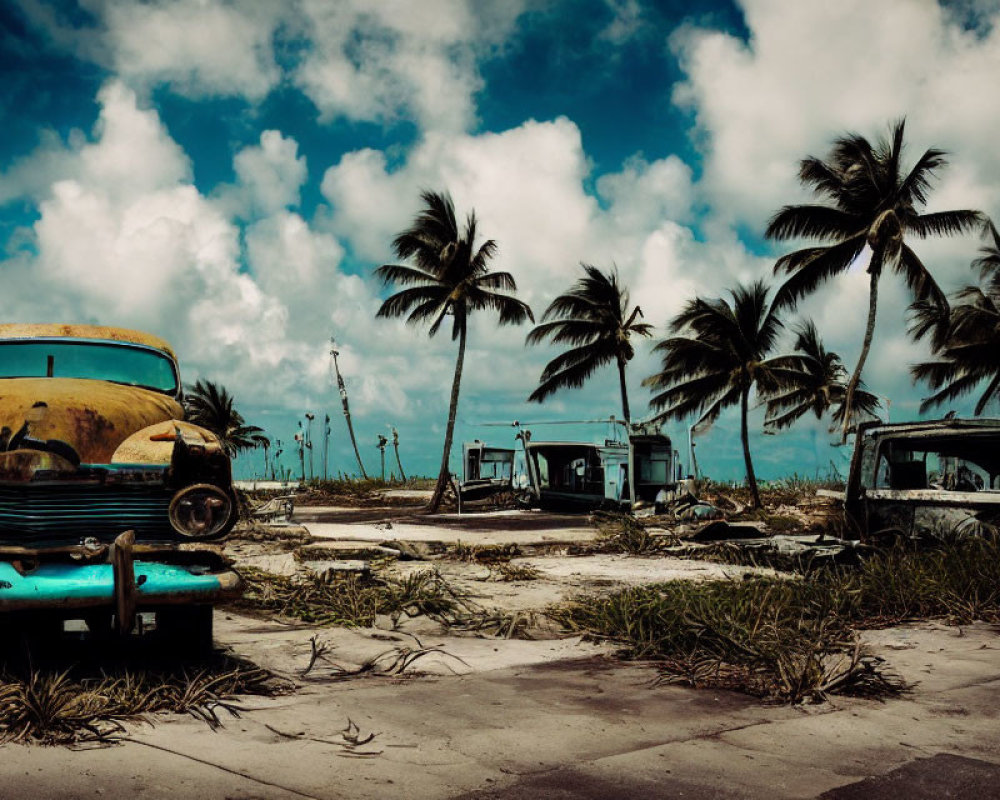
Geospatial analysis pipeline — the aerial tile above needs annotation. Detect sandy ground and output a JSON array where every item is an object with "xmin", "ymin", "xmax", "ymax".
[
  {"xmin": 5, "ymin": 619, "xmax": 1000, "ymax": 799},
  {"xmin": 6, "ymin": 507, "xmax": 1000, "ymax": 799}
]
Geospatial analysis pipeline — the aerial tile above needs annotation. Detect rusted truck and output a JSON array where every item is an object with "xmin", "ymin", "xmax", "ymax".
[
  {"xmin": 844, "ymin": 417, "xmax": 1000, "ymax": 539},
  {"xmin": 0, "ymin": 324, "xmax": 242, "ymax": 650}
]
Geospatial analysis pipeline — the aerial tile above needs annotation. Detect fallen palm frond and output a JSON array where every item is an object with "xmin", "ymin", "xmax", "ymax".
[
  {"xmin": 0, "ymin": 658, "xmax": 287, "ymax": 745},
  {"xmin": 552, "ymin": 538, "xmax": 1000, "ymax": 703}
]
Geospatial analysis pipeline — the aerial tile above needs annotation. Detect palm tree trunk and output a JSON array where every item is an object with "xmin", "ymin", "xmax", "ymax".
[
  {"xmin": 741, "ymin": 385, "xmax": 761, "ymax": 509},
  {"xmin": 616, "ymin": 357, "xmax": 636, "ymax": 511},
  {"xmin": 841, "ymin": 269, "xmax": 880, "ymax": 443},
  {"xmin": 427, "ymin": 327, "xmax": 467, "ymax": 513},
  {"xmin": 616, "ymin": 357, "xmax": 631, "ymax": 423}
]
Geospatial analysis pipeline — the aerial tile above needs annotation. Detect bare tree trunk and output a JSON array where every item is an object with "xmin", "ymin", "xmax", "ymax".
[
  {"xmin": 841, "ymin": 269, "xmax": 880, "ymax": 443},
  {"xmin": 332, "ymin": 344, "xmax": 368, "ymax": 478},
  {"xmin": 741, "ymin": 385, "xmax": 761, "ymax": 509},
  {"xmin": 392, "ymin": 428, "xmax": 406, "ymax": 482},
  {"xmin": 427, "ymin": 326, "xmax": 467, "ymax": 513}
]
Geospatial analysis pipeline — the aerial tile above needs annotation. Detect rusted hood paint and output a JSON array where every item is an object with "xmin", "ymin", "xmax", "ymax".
[{"xmin": 0, "ymin": 378, "xmax": 182, "ymax": 463}]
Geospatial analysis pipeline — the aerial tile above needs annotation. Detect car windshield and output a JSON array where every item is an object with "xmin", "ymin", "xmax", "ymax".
[{"xmin": 0, "ymin": 340, "xmax": 178, "ymax": 395}]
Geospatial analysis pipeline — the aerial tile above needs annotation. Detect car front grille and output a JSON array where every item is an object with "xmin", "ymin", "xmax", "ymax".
[{"xmin": 0, "ymin": 484, "xmax": 175, "ymax": 545}]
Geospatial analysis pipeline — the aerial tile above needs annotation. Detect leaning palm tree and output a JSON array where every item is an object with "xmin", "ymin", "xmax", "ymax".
[
  {"xmin": 643, "ymin": 280, "xmax": 785, "ymax": 509},
  {"xmin": 526, "ymin": 264, "xmax": 653, "ymax": 422},
  {"xmin": 766, "ymin": 119, "xmax": 984, "ymax": 440},
  {"xmin": 184, "ymin": 379, "xmax": 269, "ymax": 457},
  {"xmin": 376, "ymin": 190, "xmax": 533, "ymax": 513},
  {"xmin": 763, "ymin": 320, "xmax": 882, "ymax": 431}
]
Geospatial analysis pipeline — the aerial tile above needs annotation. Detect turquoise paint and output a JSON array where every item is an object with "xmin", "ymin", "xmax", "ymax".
[{"xmin": 0, "ymin": 560, "xmax": 225, "ymax": 607}]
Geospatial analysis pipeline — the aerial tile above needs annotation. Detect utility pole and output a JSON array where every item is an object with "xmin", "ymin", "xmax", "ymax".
[
  {"xmin": 323, "ymin": 414, "xmax": 331, "ymax": 481},
  {"xmin": 305, "ymin": 412, "xmax": 315, "ymax": 482},
  {"xmin": 391, "ymin": 426, "xmax": 406, "ymax": 482},
  {"xmin": 331, "ymin": 336, "xmax": 368, "ymax": 479}
]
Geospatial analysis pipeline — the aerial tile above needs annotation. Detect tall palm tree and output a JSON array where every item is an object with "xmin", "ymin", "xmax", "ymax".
[
  {"xmin": 643, "ymin": 280, "xmax": 784, "ymax": 509},
  {"xmin": 526, "ymin": 264, "xmax": 653, "ymax": 422},
  {"xmin": 376, "ymin": 190, "xmax": 533, "ymax": 512},
  {"xmin": 184, "ymin": 379, "xmax": 269, "ymax": 457},
  {"xmin": 765, "ymin": 119, "xmax": 983, "ymax": 440},
  {"xmin": 763, "ymin": 320, "xmax": 881, "ymax": 431}
]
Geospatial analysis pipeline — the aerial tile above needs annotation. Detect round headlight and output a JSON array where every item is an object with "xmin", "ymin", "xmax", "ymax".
[{"xmin": 169, "ymin": 483, "xmax": 232, "ymax": 538}]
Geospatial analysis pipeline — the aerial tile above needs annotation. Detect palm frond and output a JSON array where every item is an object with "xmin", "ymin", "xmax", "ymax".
[
  {"xmin": 374, "ymin": 263, "xmax": 439, "ymax": 288},
  {"xmin": 771, "ymin": 236, "xmax": 865, "ymax": 310},
  {"xmin": 907, "ymin": 209, "xmax": 984, "ymax": 239},
  {"xmin": 896, "ymin": 244, "xmax": 948, "ymax": 310},
  {"xmin": 765, "ymin": 205, "xmax": 860, "ymax": 241},
  {"xmin": 376, "ymin": 285, "xmax": 446, "ymax": 320}
]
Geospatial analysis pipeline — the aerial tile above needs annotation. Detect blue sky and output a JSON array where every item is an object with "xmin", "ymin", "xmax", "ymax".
[{"xmin": 1, "ymin": 0, "xmax": 999, "ymax": 482}]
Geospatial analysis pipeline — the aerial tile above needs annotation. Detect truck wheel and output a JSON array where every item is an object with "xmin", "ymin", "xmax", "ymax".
[{"xmin": 156, "ymin": 605, "xmax": 214, "ymax": 656}]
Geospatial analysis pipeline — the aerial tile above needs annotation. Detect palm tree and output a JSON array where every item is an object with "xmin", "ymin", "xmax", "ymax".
[
  {"xmin": 763, "ymin": 320, "xmax": 882, "ymax": 431},
  {"xmin": 375, "ymin": 190, "xmax": 533, "ymax": 512},
  {"xmin": 911, "ymin": 288, "xmax": 1000, "ymax": 414},
  {"xmin": 765, "ymin": 119, "xmax": 984, "ymax": 440},
  {"xmin": 910, "ymin": 221, "xmax": 1000, "ymax": 353},
  {"xmin": 184, "ymin": 379, "xmax": 269, "ymax": 457},
  {"xmin": 526, "ymin": 264, "xmax": 653, "ymax": 422},
  {"xmin": 643, "ymin": 280, "xmax": 784, "ymax": 509},
  {"xmin": 911, "ymin": 226, "xmax": 1000, "ymax": 414}
]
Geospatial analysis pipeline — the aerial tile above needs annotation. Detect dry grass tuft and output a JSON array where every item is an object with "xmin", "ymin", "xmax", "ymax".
[
  {"xmin": 551, "ymin": 538, "xmax": 1000, "ymax": 703},
  {"xmin": 0, "ymin": 656, "xmax": 287, "ymax": 745},
  {"xmin": 234, "ymin": 566, "xmax": 479, "ymax": 628}
]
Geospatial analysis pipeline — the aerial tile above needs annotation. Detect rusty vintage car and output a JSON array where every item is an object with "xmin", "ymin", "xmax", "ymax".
[
  {"xmin": 0, "ymin": 324, "xmax": 242, "ymax": 649},
  {"xmin": 844, "ymin": 417, "xmax": 1000, "ymax": 539}
]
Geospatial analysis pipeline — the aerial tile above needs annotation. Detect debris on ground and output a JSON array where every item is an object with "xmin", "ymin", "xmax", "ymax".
[{"xmin": 250, "ymin": 494, "xmax": 296, "ymax": 525}]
